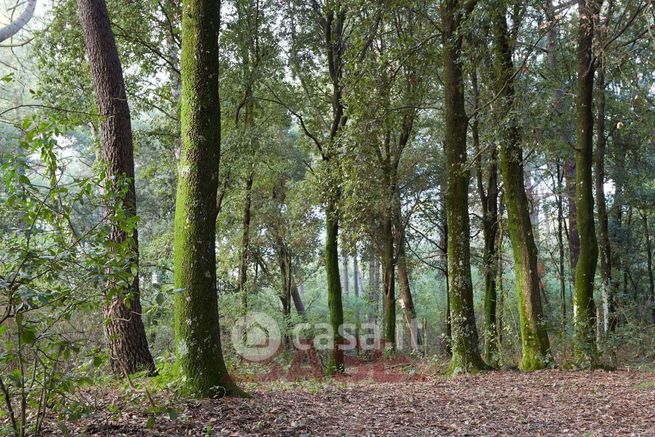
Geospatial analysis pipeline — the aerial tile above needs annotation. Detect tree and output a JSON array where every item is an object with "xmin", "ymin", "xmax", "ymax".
[
  {"xmin": 173, "ymin": 0, "xmax": 241, "ymax": 396},
  {"xmin": 491, "ymin": 1, "xmax": 552, "ymax": 371},
  {"xmin": 76, "ymin": 0, "xmax": 156, "ymax": 376},
  {"xmin": 440, "ymin": 0, "xmax": 486, "ymax": 373},
  {"xmin": 573, "ymin": 0, "xmax": 601, "ymax": 365}
]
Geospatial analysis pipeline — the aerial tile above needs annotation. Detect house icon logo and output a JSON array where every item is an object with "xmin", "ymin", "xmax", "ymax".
[{"xmin": 231, "ymin": 312, "xmax": 281, "ymax": 362}]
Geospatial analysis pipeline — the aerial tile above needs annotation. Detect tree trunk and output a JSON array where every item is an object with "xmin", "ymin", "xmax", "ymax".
[
  {"xmin": 382, "ymin": 204, "xmax": 396, "ymax": 351},
  {"xmin": 594, "ymin": 63, "xmax": 614, "ymax": 335},
  {"xmin": 353, "ymin": 250, "xmax": 361, "ymax": 352},
  {"xmin": 472, "ymin": 68, "xmax": 499, "ymax": 367},
  {"xmin": 573, "ymin": 0, "xmax": 600, "ymax": 366},
  {"xmin": 641, "ymin": 210, "xmax": 655, "ymax": 323},
  {"xmin": 441, "ymin": 0, "xmax": 485, "ymax": 373},
  {"xmin": 342, "ymin": 251, "xmax": 349, "ymax": 294},
  {"xmin": 556, "ymin": 160, "xmax": 567, "ymax": 332},
  {"xmin": 395, "ymin": 194, "xmax": 419, "ymax": 352},
  {"xmin": 172, "ymin": 0, "xmax": 240, "ymax": 396},
  {"xmin": 492, "ymin": 3, "xmax": 552, "ymax": 370},
  {"xmin": 77, "ymin": 0, "xmax": 155, "ymax": 377},
  {"xmin": 325, "ymin": 198, "xmax": 344, "ymax": 373},
  {"xmin": 238, "ymin": 171, "xmax": 254, "ymax": 313}
]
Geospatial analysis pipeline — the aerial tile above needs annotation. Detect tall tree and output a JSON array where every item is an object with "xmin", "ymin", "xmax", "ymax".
[
  {"xmin": 573, "ymin": 0, "xmax": 601, "ymax": 365},
  {"xmin": 173, "ymin": 0, "xmax": 241, "ymax": 396},
  {"xmin": 77, "ymin": 0, "xmax": 155, "ymax": 376},
  {"xmin": 491, "ymin": 1, "xmax": 552, "ymax": 371},
  {"xmin": 440, "ymin": 0, "xmax": 486, "ymax": 373},
  {"xmin": 471, "ymin": 67, "xmax": 500, "ymax": 367}
]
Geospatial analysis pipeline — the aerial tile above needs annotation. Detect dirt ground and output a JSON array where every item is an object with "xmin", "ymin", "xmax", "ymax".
[{"xmin": 44, "ymin": 367, "xmax": 655, "ymax": 436}]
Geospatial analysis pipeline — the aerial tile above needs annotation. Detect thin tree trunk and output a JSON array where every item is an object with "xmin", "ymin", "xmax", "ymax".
[
  {"xmin": 573, "ymin": 0, "xmax": 600, "ymax": 366},
  {"xmin": 238, "ymin": 171, "xmax": 254, "ymax": 313},
  {"xmin": 172, "ymin": 0, "xmax": 241, "ymax": 396},
  {"xmin": 556, "ymin": 160, "xmax": 567, "ymax": 332},
  {"xmin": 395, "ymin": 197, "xmax": 420, "ymax": 352},
  {"xmin": 595, "ymin": 62, "xmax": 613, "ymax": 335},
  {"xmin": 640, "ymin": 210, "xmax": 655, "ymax": 323},
  {"xmin": 342, "ymin": 251, "xmax": 349, "ymax": 294},
  {"xmin": 382, "ymin": 205, "xmax": 395, "ymax": 351},
  {"xmin": 353, "ymin": 250, "xmax": 361, "ymax": 352},
  {"xmin": 472, "ymin": 68, "xmax": 499, "ymax": 367},
  {"xmin": 441, "ymin": 0, "xmax": 485, "ymax": 373},
  {"xmin": 492, "ymin": 5, "xmax": 552, "ymax": 370},
  {"xmin": 77, "ymin": 0, "xmax": 155, "ymax": 377}
]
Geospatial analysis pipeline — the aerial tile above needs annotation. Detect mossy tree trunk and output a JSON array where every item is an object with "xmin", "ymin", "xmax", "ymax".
[
  {"xmin": 491, "ymin": 3, "xmax": 552, "ymax": 371},
  {"xmin": 325, "ymin": 196, "xmax": 345, "ymax": 373},
  {"xmin": 440, "ymin": 0, "xmax": 486, "ymax": 373},
  {"xmin": 77, "ymin": 0, "xmax": 155, "ymax": 377},
  {"xmin": 173, "ymin": 0, "xmax": 241, "ymax": 397},
  {"xmin": 573, "ymin": 0, "xmax": 601, "ymax": 366}
]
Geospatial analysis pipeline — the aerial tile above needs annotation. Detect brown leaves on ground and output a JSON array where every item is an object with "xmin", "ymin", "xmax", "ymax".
[{"xmin": 45, "ymin": 369, "xmax": 655, "ymax": 436}]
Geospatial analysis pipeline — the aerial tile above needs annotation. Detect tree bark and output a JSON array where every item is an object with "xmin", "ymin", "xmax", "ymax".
[
  {"xmin": 440, "ymin": 0, "xmax": 485, "ymax": 373},
  {"xmin": 172, "ymin": 0, "xmax": 241, "ymax": 396},
  {"xmin": 641, "ymin": 210, "xmax": 655, "ymax": 323},
  {"xmin": 77, "ymin": 0, "xmax": 155, "ymax": 377},
  {"xmin": 573, "ymin": 0, "xmax": 600, "ymax": 366},
  {"xmin": 594, "ymin": 62, "xmax": 614, "ymax": 335},
  {"xmin": 492, "ymin": 3, "xmax": 552, "ymax": 370},
  {"xmin": 342, "ymin": 251, "xmax": 349, "ymax": 294},
  {"xmin": 395, "ymin": 194, "xmax": 419, "ymax": 352},
  {"xmin": 472, "ymin": 68, "xmax": 499, "ymax": 367},
  {"xmin": 325, "ymin": 197, "xmax": 344, "ymax": 373},
  {"xmin": 238, "ymin": 171, "xmax": 254, "ymax": 313}
]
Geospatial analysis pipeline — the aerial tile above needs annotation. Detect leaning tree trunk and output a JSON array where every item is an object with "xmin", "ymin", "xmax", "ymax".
[
  {"xmin": 172, "ymin": 0, "xmax": 241, "ymax": 397},
  {"xmin": 77, "ymin": 0, "xmax": 155, "ymax": 377},
  {"xmin": 492, "ymin": 3, "xmax": 552, "ymax": 371},
  {"xmin": 441, "ymin": 0, "xmax": 485, "ymax": 373},
  {"xmin": 394, "ymin": 187, "xmax": 420, "ymax": 352},
  {"xmin": 573, "ymin": 0, "xmax": 600, "ymax": 366}
]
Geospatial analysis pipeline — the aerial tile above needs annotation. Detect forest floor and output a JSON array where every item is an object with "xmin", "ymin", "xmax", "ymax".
[{"xmin": 44, "ymin": 359, "xmax": 655, "ymax": 436}]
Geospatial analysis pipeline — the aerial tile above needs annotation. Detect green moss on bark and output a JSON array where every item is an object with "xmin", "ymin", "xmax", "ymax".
[
  {"xmin": 173, "ymin": 0, "xmax": 243, "ymax": 397},
  {"xmin": 441, "ymin": 0, "xmax": 486, "ymax": 374},
  {"xmin": 325, "ymin": 198, "xmax": 345, "ymax": 374},
  {"xmin": 492, "ymin": 3, "xmax": 553, "ymax": 371}
]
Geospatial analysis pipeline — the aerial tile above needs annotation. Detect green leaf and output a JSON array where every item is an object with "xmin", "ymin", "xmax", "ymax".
[{"xmin": 20, "ymin": 327, "xmax": 37, "ymax": 345}]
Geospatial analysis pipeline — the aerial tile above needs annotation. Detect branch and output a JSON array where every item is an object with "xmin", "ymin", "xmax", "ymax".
[{"xmin": 0, "ymin": 0, "xmax": 36, "ymax": 43}]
